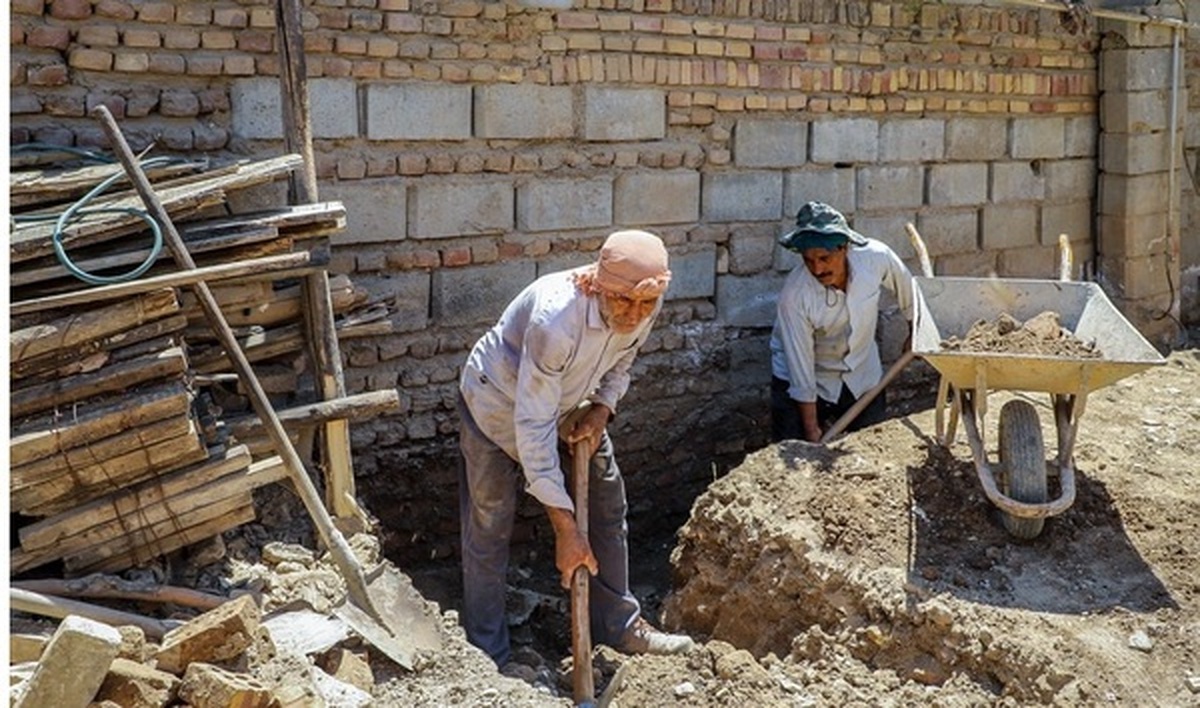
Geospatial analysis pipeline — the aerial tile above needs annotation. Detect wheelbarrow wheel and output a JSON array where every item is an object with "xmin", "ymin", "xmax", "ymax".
[{"xmin": 998, "ymin": 400, "xmax": 1048, "ymax": 540}]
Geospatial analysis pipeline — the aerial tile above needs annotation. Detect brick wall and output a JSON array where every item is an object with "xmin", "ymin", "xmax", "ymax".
[{"xmin": 12, "ymin": 0, "xmax": 1192, "ymax": 563}]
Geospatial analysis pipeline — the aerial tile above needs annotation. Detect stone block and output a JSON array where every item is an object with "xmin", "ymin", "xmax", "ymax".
[
  {"xmin": 1044, "ymin": 159, "xmax": 1096, "ymax": 201},
  {"xmin": 733, "ymin": 119, "xmax": 807, "ymax": 167},
  {"xmin": 1101, "ymin": 89, "xmax": 1170, "ymax": 134},
  {"xmin": 613, "ymin": 171, "xmax": 700, "ymax": 225},
  {"xmin": 1065, "ymin": 115, "xmax": 1098, "ymax": 157},
  {"xmin": 702, "ymin": 172, "xmax": 783, "ymax": 222},
  {"xmin": 536, "ymin": 251, "xmax": 595, "ymax": 278},
  {"xmin": 10, "ymin": 635, "xmax": 48, "ymax": 664},
  {"xmin": 936, "ymin": 250, "xmax": 997, "ymax": 277},
  {"xmin": 853, "ymin": 212, "xmax": 916, "ymax": 259},
  {"xmin": 516, "ymin": 177, "xmax": 613, "ymax": 232},
  {"xmin": 945, "ymin": 117, "xmax": 1008, "ymax": 160},
  {"xmin": 1098, "ymin": 211, "xmax": 1170, "ymax": 257},
  {"xmin": 320, "ymin": 179, "xmax": 406, "ymax": 244},
  {"xmin": 475, "ymin": 84, "xmax": 573, "ymax": 139},
  {"xmin": 991, "ymin": 161, "xmax": 1045, "ymax": 202},
  {"xmin": 981, "ymin": 204, "xmax": 1038, "ymax": 250},
  {"xmin": 353, "ymin": 271, "xmax": 430, "ymax": 332},
  {"xmin": 96, "ymin": 658, "xmax": 180, "ymax": 708},
  {"xmin": 155, "ymin": 595, "xmax": 260, "ymax": 675},
  {"xmin": 999, "ymin": 245, "xmax": 1058, "ymax": 279},
  {"xmin": 583, "ymin": 87, "xmax": 665, "ymax": 141},
  {"xmin": 230, "ymin": 78, "xmax": 281, "ymax": 139},
  {"xmin": 927, "ymin": 163, "xmax": 988, "ymax": 206},
  {"xmin": 1041, "ymin": 200, "xmax": 1093, "ymax": 247},
  {"xmin": 783, "ymin": 167, "xmax": 856, "ymax": 214},
  {"xmin": 879, "ymin": 119, "xmax": 945, "ymax": 162},
  {"xmin": 1011, "ymin": 117, "xmax": 1066, "ymax": 159},
  {"xmin": 665, "ymin": 246, "xmax": 717, "ymax": 300},
  {"xmin": 310, "ymin": 78, "xmax": 358, "ymax": 138},
  {"xmin": 15, "ymin": 616, "xmax": 121, "ymax": 708},
  {"xmin": 178, "ymin": 663, "xmax": 273, "ymax": 708},
  {"xmin": 1101, "ymin": 48, "xmax": 1172, "ymax": 91},
  {"xmin": 727, "ymin": 226, "xmax": 776, "ymax": 274},
  {"xmin": 1101, "ymin": 132, "xmax": 1171, "ymax": 175},
  {"xmin": 915, "ymin": 208, "xmax": 979, "ymax": 256},
  {"xmin": 856, "ymin": 165, "xmax": 923, "ymax": 210},
  {"xmin": 810, "ymin": 118, "xmax": 878, "ymax": 163},
  {"xmin": 408, "ymin": 180, "xmax": 514, "ymax": 238},
  {"xmin": 1099, "ymin": 172, "xmax": 1168, "ymax": 216},
  {"xmin": 318, "ymin": 649, "xmax": 374, "ymax": 694},
  {"xmin": 432, "ymin": 260, "xmax": 536, "ymax": 327},
  {"xmin": 366, "ymin": 83, "xmax": 471, "ymax": 140},
  {"xmin": 716, "ymin": 273, "xmax": 786, "ymax": 327}
]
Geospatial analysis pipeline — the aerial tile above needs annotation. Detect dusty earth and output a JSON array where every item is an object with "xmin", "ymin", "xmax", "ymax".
[{"xmin": 12, "ymin": 347, "xmax": 1198, "ymax": 706}]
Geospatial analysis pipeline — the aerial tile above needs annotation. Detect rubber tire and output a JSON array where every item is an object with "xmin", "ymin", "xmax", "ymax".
[{"xmin": 998, "ymin": 400, "xmax": 1048, "ymax": 540}]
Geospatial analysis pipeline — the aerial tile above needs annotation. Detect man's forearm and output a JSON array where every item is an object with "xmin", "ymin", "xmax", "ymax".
[{"xmin": 799, "ymin": 401, "xmax": 821, "ymax": 442}]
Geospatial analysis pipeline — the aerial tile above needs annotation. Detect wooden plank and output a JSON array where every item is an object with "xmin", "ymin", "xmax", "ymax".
[
  {"xmin": 10, "ymin": 587, "xmax": 182, "ymax": 639},
  {"xmin": 225, "ymin": 390, "xmax": 401, "ymax": 440},
  {"xmin": 10, "ymin": 346, "xmax": 188, "ymax": 420},
  {"xmin": 10, "ymin": 159, "xmax": 206, "ymax": 208},
  {"xmin": 10, "ymin": 288, "xmax": 179, "ymax": 364},
  {"xmin": 12, "ymin": 577, "xmax": 225, "ymax": 611},
  {"xmin": 10, "ymin": 381, "xmax": 192, "ymax": 466},
  {"xmin": 182, "ymin": 201, "xmax": 345, "ymax": 236},
  {"xmin": 185, "ymin": 274, "xmax": 362, "ymax": 330},
  {"xmin": 12, "ymin": 414, "xmax": 195, "ymax": 492},
  {"xmin": 12, "ymin": 313, "xmax": 187, "ymax": 382},
  {"xmin": 16, "ymin": 446, "xmax": 255, "ymax": 562},
  {"xmin": 10, "ymin": 154, "xmax": 303, "ymax": 263},
  {"xmin": 13, "ymin": 420, "xmax": 209, "ymax": 516}
]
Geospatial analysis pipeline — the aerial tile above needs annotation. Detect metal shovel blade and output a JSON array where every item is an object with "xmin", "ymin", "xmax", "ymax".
[{"xmin": 333, "ymin": 564, "xmax": 443, "ymax": 671}]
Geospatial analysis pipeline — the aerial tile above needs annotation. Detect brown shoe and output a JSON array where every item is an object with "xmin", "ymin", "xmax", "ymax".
[{"xmin": 616, "ymin": 617, "xmax": 695, "ymax": 655}]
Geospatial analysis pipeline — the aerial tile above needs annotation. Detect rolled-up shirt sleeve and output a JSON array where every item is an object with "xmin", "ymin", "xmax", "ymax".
[
  {"xmin": 513, "ymin": 321, "xmax": 576, "ymax": 511},
  {"xmin": 778, "ymin": 290, "xmax": 818, "ymax": 403}
]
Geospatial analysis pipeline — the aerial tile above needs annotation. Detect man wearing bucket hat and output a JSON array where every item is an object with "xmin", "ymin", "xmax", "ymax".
[
  {"xmin": 770, "ymin": 202, "xmax": 915, "ymax": 443},
  {"xmin": 458, "ymin": 229, "xmax": 695, "ymax": 671}
]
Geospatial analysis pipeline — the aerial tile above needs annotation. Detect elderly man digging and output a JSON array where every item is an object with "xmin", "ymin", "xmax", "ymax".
[{"xmin": 457, "ymin": 229, "xmax": 695, "ymax": 671}]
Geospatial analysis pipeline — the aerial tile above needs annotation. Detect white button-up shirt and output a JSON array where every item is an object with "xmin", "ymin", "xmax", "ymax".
[
  {"xmin": 769, "ymin": 238, "xmax": 914, "ymax": 404},
  {"xmin": 460, "ymin": 267, "xmax": 657, "ymax": 511}
]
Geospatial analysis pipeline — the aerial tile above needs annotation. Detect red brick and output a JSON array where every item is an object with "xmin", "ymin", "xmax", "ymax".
[
  {"xmin": 125, "ymin": 88, "xmax": 158, "ymax": 116},
  {"xmin": 412, "ymin": 250, "xmax": 440, "ymax": 269},
  {"xmin": 148, "ymin": 53, "xmax": 185, "ymax": 74},
  {"xmin": 11, "ymin": 24, "xmax": 25, "ymax": 44},
  {"xmin": 122, "ymin": 28, "xmax": 160, "ymax": 47},
  {"xmin": 498, "ymin": 242, "xmax": 524, "ymax": 260},
  {"xmin": 323, "ymin": 56, "xmax": 352, "ymax": 76},
  {"xmin": 162, "ymin": 29, "xmax": 200, "ymax": 50},
  {"xmin": 386, "ymin": 13, "xmax": 421, "ymax": 32},
  {"xmin": 193, "ymin": 124, "xmax": 227, "ymax": 150},
  {"xmin": 351, "ymin": 61, "xmax": 380, "ymax": 78},
  {"xmin": 255, "ymin": 55, "xmax": 278, "ymax": 75},
  {"xmin": 28, "ymin": 63, "xmax": 69, "ymax": 85},
  {"xmin": 337, "ymin": 157, "xmax": 367, "ymax": 180},
  {"xmin": 200, "ymin": 31, "xmax": 234, "ymax": 49},
  {"xmin": 442, "ymin": 248, "xmax": 471, "ymax": 267},
  {"xmin": 77, "ymin": 25, "xmax": 120, "ymax": 46},
  {"xmin": 11, "ymin": 60, "xmax": 26, "ymax": 85},
  {"xmin": 366, "ymin": 155, "xmax": 396, "ymax": 177},
  {"xmin": 32, "ymin": 125, "xmax": 73, "ymax": 143},
  {"xmin": 397, "ymin": 154, "xmax": 426, "ymax": 175},
  {"xmin": 159, "ymin": 89, "xmax": 198, "ymax": 116},
  {"xmin": 69, "ymin": 48, "xmax": 113, "ymax": 71},
  {"xmin": 196, "ymin": 88, "xmax": 228, "ymax": 113},
  {"xmin": 158, "ymin": 125, "xmax": 193, "ymax": 150},
  {"xmin": 12, "ymin": 0, "xmax": 46, "ymax": 16},
  {"xmin": 212, "ymin": 7, "xmax": 247, "ymax": 27},
  {"xmin": 186, "ymin": 55, "xmax": 222, "ymax": 75},
  {"xmin": 49, "ymin": 0, "xmax": 91, "ymax": 20},
  {"xmin": 95, "ymin": 0, "xmax": 134, "ymax": 19},
  {"xmin": 86, "ymin": 93, "xmax": 125, "ymax": 118},
  {"xmin": 44, "ymin": 92, "xmax": 86, "ymax": 116},
  {"xmin": 236, "ymin": 31, "xmax": 272, "ymax": 52},
  {"xmin": 176, "ymin": 5, "xmax": 210, "ymax": 24},
  {"xmin": 113, "ymin": 51, "xmax": 149, "ymax": 72},
  {"xmin": 223, "ymin": 55, "xmax": 254, "ymax": 75},
  {"xmin": 26, "ymin": 25, "xmax": 71, "ymax": 50},
  {"xmin": 137, "ymin": 2, "xmax": 174, "ymax": 23},
  {"xmin": 317, "ymin": 8, "xmax": 349, "ymax": 28},
  {"xmin": 304, "ymin": 34, "xmax": 334, "ymax": 53}
]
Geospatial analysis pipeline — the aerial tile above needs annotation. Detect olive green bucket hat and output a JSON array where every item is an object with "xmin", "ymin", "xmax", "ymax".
[{"xmin": 779, "ymin": 201, "xmax": 868, "ymax": 252}]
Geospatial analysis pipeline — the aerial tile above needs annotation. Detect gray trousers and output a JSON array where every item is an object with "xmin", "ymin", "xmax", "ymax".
[{"xmin": 457, "ymin": 393, "xmax": 640, "ymax": 666}]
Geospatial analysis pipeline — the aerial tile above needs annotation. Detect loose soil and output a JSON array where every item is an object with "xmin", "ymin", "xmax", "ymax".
[{"xmin": 941, "ymin": 311, "xmax": 1102, "ymax": 358}]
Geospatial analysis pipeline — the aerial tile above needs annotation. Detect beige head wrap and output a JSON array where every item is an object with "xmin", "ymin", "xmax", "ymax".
[{"xmin": 590, "ymin": 230, "xmax": 672, "ymax": 298}]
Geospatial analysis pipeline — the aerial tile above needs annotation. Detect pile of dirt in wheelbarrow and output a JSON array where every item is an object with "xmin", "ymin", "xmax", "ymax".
[{"xmin": 941, "ymin": 310, "xmax": 1102, "ymax": 358}]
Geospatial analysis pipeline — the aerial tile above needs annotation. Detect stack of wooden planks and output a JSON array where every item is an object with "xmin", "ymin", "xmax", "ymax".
[{"xmin": 8, "ymin": 151, "xmax": 383, "ymax": 577}]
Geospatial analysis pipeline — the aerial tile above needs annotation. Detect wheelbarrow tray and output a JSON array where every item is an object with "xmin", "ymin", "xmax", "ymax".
[{"xmin": 912, "ymin": 277, "xmax": 1165, "ymax": 395}]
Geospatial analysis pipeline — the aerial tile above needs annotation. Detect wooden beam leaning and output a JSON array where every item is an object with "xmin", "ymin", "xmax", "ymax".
[
  {"xmin": 224, "ymin": 390, "xmax": 401, "ymax": 440},
  {"xmin": 10, "ymin": 588, "xmax": 183, "ymax": 640}
]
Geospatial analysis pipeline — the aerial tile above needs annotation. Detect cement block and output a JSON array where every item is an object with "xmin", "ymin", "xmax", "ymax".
[
  {"xmin": 915, "ymin": 208, "xmax": 980, "ymax": 256},
  {"xmin": 981, "ymin": 204, "xmax": 1038, "ymax": 250},
  {"xmin": 354, "ymin": 271, "xmax": 430, "ymax": 332},
  {"xmin": 1044, "ymin": 159, "xmax": 1097, "ymax": 201},
  {"xmin": 230, "ymin": 77, "xmax": 283, "ymax": 139},
  {"xmin": 1101, "ymin": 131, "xmax": 1171, "ymax": 175},
  {"xmin": 810, "ymin": 118, "xmax": 879, "ymax": 164},
  {"xmin": 408, "ymin": 180, "xmax": 514, "ymax": 238},
  {"xmin": 536, "ymin": 251, "xmax": 595, "ymax": 278},
  {"xmin": 783, "ymin": 167, "xmax": 856, "ymax": 214},
  {"xmin": 716, "ymin": 273, "xmax": 786, "ymax": 327},
  {"xmin": 1011, "ymin": 117, "xmax": 1066, "ymax": 159},
  {"xmin": 320, "ymin": 179, "xmax": 406, "ymax": 244},
  {"xmin": 432, "ymin": 260, "xmax": 536, "ymax": 327},
  {"xmin": 1041, "ymin": 200, "xmax": 1094, "ymax": 247},
  {"xmin": 583, "ymin": 87, "xmax": 665, "ymax": 141},
  {"xmin": 928, "ymin": 163, "xmax": 988, "ymax": 206},
  {"xmin": 733, "ymin": 119, "xmax": 807, "ymax": 168},
  {"xmin": 879, "ymin": 119, "xmax": 945, "ymax": 162},
  {"xmin": 475, "ymin": 84, "xmax": 574, "ymax": 139},
  {"xmin": 727, "ymin": 226, "xmax": 776, "ymax": 274},
  {"xmin": 665, "ymin": 246, "xmax": 717, "ymax": 300},
  {"xmin": 1099, "ymin": 171, "xmax": 1170, "ymax": 216},
  {"xmin": 366, "ymin": 83, "xmax": 471, "ymax": 140},
  {"xmin": 936, "ymin": 250, "xmax": 998, "ymax": 277},
  {"xmin": 999, "ymin": 245, "xmax": 1059, "ymax": 279},
  {"xmin": 945, "ymin": 117, "xmax": 1008, "ymax": 160},
  {"xmin": 516, "ymin": 177, "xmax": 612, "ymax": 232},
  {"xmin": 1101, "ymin": 48, "xmax": 1172, "ymax": 91},
  {"xmin": 991, "ymin": 161, "xmax": 1045, "ymax": 202},
  {"xmin": 702, "ymin": 172, "xmax": 783, "ymax": 222},
  {"xmin": 1064, "ymin": 115, "xmax": 1098, "ymax": 157},
  {"xmin": 310, "ymin": 78, "xmax": 358, "ymax": 138},
  {"xmin": 614, "ymin": 171, "xmax": 700, "ymax": 225},
  {"xmin": 852, "ymin": 212, "xmax": 916, "ymax": 259},
  {"xmin": 1098, "ymin": 211, "xmax": 1170, "ymax": 256},
  {"xmin": 15, "ymin": 616, "xmax": 121, "ymax": 708},
  {"xmin": 856, "ymin": 165, "xmax": 923, "ymax": 210},
  {"xmin": 1101, "ymin": 89, "xmax": 1170, "ymax": 134}
]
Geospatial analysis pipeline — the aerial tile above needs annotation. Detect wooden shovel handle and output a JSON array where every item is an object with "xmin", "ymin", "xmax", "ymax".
[{"xmin": 570, "ymin": 440, "xmax": 595, "ymax": 704}]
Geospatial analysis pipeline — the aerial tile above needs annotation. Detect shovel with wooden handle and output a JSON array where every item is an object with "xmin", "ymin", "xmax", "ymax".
[
  {"xmin": 93, "ymin": 105, "xmax": 439, "ymax": 669},
  {"xmin": 558, "ymin": 403, "xmax": 596, "ymax": 707}
]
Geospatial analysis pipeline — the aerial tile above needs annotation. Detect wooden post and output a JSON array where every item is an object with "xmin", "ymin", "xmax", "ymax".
[{"xmin": 276, "ymin": 0, "xmax": 360, "ymax": 520}]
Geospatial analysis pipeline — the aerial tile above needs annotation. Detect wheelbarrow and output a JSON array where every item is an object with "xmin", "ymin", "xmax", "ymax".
[{"xmin": 912, "ymin": 276, "xmax": 1166, "ymax": 539}]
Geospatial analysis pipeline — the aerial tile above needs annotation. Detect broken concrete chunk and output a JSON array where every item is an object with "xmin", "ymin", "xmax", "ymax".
[
  {"xmin": 117, "ymin": 625, "xmax": 149, "ymax": 662},
  {"xmin": 317, "ymin": 648, "xmax": 374, "ymax": 693},
  {"xmin": 95, "ymin": 657, "xmax": 180, "ymax": 708},
  {"xmin": 155, "ymin": 594, "xmax": 261, "ymax": 675},
  {"xmin": 178, "ymin": 663, "xmax": 274, "ymax": 708},
  {"xmin": 262, "ymin": 542, "xmax": 316, "ymax": 567},
  {"xmin": 271, "ymin": 681, "xmax": 327, "ymax": 708},
  {"xmin": 1128, "ymin": 630, "xmax": 1154, "ymax": 652},
  {"xmin": 9, "ymin": 634, "xmax": 48, "ymax": 664},
  {"xmin": 310, "ymin": 665, "xmax": 372, "ymax": 708},
  {"xmin": 14, "ymin": 615, "xmax": 122, "ymax": 708}
]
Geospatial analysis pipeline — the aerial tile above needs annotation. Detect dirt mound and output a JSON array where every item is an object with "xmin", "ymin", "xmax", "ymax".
[{"xmin": 941, "ymin": 311, "xmax": 1101, "ymax": 358}]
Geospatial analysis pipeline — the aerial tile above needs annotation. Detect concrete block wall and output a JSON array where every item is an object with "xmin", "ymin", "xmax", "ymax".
[{"xmin": 13, "ymin": 0, "xmax": 1192, "ymax": 563}]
